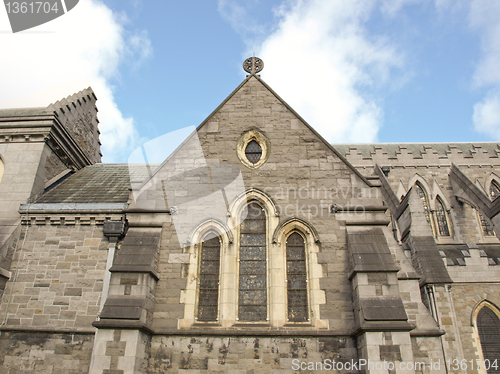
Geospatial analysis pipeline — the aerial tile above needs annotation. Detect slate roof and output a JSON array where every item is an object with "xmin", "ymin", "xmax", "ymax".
[
  {"xmin": 480, "ymin": 244, "xmax": 500, "ymax": 264},
  {"xmin": 33, "ymin": 142, "xmax": 500, "ymax": 204},
  {"xmin": 0, "ymin": 107, "xmax": 49, "ymax": 117},
  {"xmin": 35, "ymin": 164, "xmax": 152, "ymax": 204},
  {"xmin": 333, "ymin": 142, "xmax": 500, "ymax": 158},
  {"xmin": 437, "ymin": 244, "xmax": 469, "ymax": 266},
  {"xmin": 408, "ymin": 236, "xmax": 453, "ymax": 284},
  {"xmin": 346, "ymin": 227, "xmax": 400, "ymax": 277}
]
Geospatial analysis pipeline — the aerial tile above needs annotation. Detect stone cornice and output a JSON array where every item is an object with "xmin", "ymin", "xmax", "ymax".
[
  {"xmin": 0, "ymin": 110, "xmax": 92, "ymax": 170},
  {"xmin": 19, "ymin": 213, "xmax": 124, "ymax": 227}
]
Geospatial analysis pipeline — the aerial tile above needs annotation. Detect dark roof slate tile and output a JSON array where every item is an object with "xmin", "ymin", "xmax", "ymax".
[{"xmin": 35, "ymin": 164, "xmax": 151, "ymax": 204}]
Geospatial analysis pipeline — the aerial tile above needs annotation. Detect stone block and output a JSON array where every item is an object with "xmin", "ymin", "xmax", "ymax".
[{"xmin": 64, "ymin": 287, "xmax": 82, "ymax": 296}]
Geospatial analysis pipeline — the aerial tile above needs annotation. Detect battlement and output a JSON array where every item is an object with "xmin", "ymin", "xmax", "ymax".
[
  {"xmin": 334, "ymin": 143, "xmax": 500, "ymax": 167},
  {"xmin": 48, "ymin": 87, "xmax": 101, "ymax": 163},
  {"xmin": 439, "ymin": 243, "xmax": 500, "ymax": 282}
]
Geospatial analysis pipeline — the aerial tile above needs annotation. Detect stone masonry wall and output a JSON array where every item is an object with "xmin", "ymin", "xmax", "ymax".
[
  {"xmin": 433, "ymin": 283, "xmax": 500, "ymax": 374},
  {"xmin": 0, "ymin": 331, "xmax": 93, "ymax": 373},
  {"xmin": 451, "ymin": 200, "xmax": 485, "ymax": 245},
  {"xmin": 342, "ymin": 149, "xmax": 500, "ymax": 245},
  {"xmin": 152, "ymin": 220, "xmax": 185, "ymax": 331},
  {"xmin": 42, "ymin": 147, "xmax": 69, "ymax": 186},
  {"xmin": 0, "ymin": 224, "xmax": 21, "ymax": 302},
  {"xmin": 148, "ymin": 336, "xmax": 358, "ymax": 373},
  {"xmin": 140, "ymin": 76, "xmax": 384, "ymax": 333},
  {"xmin": 0, "ymin": 222, "xmax": 108, "ymax": 330}
]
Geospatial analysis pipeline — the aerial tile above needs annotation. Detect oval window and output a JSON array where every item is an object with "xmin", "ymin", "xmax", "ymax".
[{"xmin": 245, "ymin": 140, "xmax": 262, "ymax": 164}]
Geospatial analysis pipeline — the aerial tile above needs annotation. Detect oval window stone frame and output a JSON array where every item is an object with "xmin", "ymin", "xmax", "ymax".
[{"xmin": 237, "ymin": 129, "xmax": 270, "ymax": 169}]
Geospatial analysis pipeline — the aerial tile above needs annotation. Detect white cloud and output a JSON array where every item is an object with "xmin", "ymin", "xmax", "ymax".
[
  {"xmin": 473, "ymin": 91, "xmax": 500, "ymax": 139},
  {"xmin": 469, "ymin": 0, "xmax": 500, "ymax": 88},
  {"xmin": 256, "ymin": 0, "xmax": 404, "ymax": 143},
  {"xmin": 0, "ymin": 0, "xmax": 152, "ymax": 162},
  {"xmin": 467, "ymin": 0, "xmax": 500, "ymax": 139}
]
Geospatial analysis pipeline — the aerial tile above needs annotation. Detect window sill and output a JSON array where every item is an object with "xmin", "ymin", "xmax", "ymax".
[
  {"xmin": 192, "ymin": 322, "xmax": 221, "ymax": 327},
  {"xmin": 434, "ymin": 236, "xmax": 455, "ymax": 244},
  {"xmin": 283, "ymin": 323, "xmax": 314, "ymax": 328},
  {"xmin": 232, "ymin": 323, "xmax": 271, "ymax": 328}
]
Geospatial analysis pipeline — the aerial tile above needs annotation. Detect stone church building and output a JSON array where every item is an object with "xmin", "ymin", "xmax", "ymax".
[{"xmin": 0, "ymin": 57, "xmax": 499, "ymax": 373}]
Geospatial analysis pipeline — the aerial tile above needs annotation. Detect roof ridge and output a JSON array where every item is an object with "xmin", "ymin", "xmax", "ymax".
[{"xmin": 332, "ymin": 142, "xmax": 500, "ymax": 146}]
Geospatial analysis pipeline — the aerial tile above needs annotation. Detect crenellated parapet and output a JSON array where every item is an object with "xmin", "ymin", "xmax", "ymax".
[
  {"xmin": 47, "ymin": 87, "xmax": 102, "ymax": 164},
  {"xmin": 335, "ymin": 143, "xmax": 500, "ymax": 168}
]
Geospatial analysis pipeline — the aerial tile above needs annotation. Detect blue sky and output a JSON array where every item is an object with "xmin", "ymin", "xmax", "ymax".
[{"xmin": 1, "ymin": 0, "xmax": 500, "ymax": 162}]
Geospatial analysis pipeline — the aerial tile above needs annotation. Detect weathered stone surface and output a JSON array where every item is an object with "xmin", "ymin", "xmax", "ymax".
[
  {"xmin": 148, "ymin": 336, "xmax": 357, "ymax": 373},
  {"xmin": 0, "ymin": 331, "xmax": 93, "ymax": 373},
  {"xmin": 0, "ymin": 224, "xmax": 107, "ymax": 329}
]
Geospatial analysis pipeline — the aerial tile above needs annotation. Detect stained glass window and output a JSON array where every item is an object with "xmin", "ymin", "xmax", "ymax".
[
  {"xmin": 414, "ymin": 184, "xmax": 431, "ymax": 224},
  {"xmin": 435, "ymin": 199, "xmax": 450, "ymax": 236},
  {"xmin": 479, "ymin": 212, "xmax": 495, "ymax": 236},
  {"xmin": 197, "ymin": 232, "xmax": 220, "ymax": 321},
  {"xmin": 238, "ymin": 202, "xmax": 267, "ymax": 321},
  {"xmin": 477, "ymin": 307, "xmax": 500, "ymax": 373},
  {"xmin": 490, "ymin": 181, "xmax": 500, "ymax": 201},
  {"xmin": 245, "ymin": 140, "xmax": 262, "ymax": 164},
  {"xmin": 286, "ymin": 233, "xmax": 308, "ymax": 322}
]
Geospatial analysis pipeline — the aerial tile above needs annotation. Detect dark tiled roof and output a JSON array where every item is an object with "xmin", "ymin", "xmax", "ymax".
[
  {"xmin": 437, "ymin": 244, "xmax": 468, "ymax": 266},
  {"xmin": 346, "ymin": 228, "xmax": 400, "ymax": 275},
  {"xmin": 333, "ymin": 142, "xmax": 500, "ymax": 158},
  {"xmin": 409, "ymin": 236, "xmax": 453, "ymax": 283},
  {"xmin": 438, "ymin": 243, "xmax": 500, "ymax": 266},
  {"xmin": 479, "ymin": 244, "xmax": 500, "ymax": 265},
  {"xmin": 35, "ymin": 164, "xmax": 151, "ymax": 204}
]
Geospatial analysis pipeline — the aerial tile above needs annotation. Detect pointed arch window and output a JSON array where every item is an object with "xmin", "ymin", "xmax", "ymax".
[
  {"xmin": 490, "ymin": 181, "xmax": 500, "ymax": 201},
  {"xmin": 238, "ymin": 202, "xmax": 267, "ymax": 322},
  {"xmin": 476, "ymin": 306, "xmax": 500, "ymax": 373},
  {"xmin": 435, "ymin": 198, "xmax": 450, "ymax": 236},
  {"xmin": 197, "ymin": 232, "xmax": 221, "ymax": 321},
  {"xmin": 286, "ymin": 232, "xmax": 308, "ymax": 322},
  {"xmin": 414, "ymin": 183, "xmax": 431, "ymax": 225}
]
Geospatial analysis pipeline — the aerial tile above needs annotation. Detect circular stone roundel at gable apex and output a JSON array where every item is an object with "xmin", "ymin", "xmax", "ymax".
[{"xmin": 236, "ymin": 129, "xmax": 270, "ymax": 169}]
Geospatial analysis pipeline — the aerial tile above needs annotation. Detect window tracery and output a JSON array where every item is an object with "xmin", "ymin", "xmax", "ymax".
[
  {"xmin": 197, "ymin": 232, "xmax": 221, "ymax": 322},
  {"xmin": 245, "ymin": 140, "xmax": 262, "ymax": 165},
  {"xmin": 182, "ymin": 190, "xmax": 326, "ymax": 329},
  {"xmin": 476, "ymin": 305, "xmax": 500, "ymax": 373},
  {"xmin": 286, "ymin": 232, "xmax": 308, "ymax": 322},
  {"xmin": 238, "ymin": 202, "xmax": 267, "ymax": 322},
  {"xmin": 236, "ymin": 129, "xmax": 270, "ymax": 169},
  {"xmin": 435, "ymin": 198, "xmax": 450, "ymax": 236}
]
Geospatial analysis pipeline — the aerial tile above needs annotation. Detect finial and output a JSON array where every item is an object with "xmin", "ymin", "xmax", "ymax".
[{"xmin": 243, "ymin": 57, "xmax": 264, "ymax": 75}]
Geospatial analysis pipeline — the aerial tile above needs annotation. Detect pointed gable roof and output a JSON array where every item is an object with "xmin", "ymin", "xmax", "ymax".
[{"xmin": 138, "ymin": 73, "xmax": 375, "ymax": 189}]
